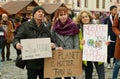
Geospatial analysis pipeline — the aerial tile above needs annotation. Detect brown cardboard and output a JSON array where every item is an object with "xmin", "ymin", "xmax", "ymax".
[{"xmin": 44, "ymin": 49, "xmax": 82, "ymax": 78}]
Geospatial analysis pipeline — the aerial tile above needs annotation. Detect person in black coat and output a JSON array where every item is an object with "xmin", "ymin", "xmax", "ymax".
[
  {"xmin": 0, "ymin": 22, "xmax": 5, "ymax": 50},
  {"xmin": 0, "ymin": 20, "xmax": 5, "ymax": 75},
  {"xmin": 103, "ymin": 5, "xmax": 117, "ymax": 68},
  {"xmin": 12, "ymin": 6, "xmax": 55, "ymax": 79},
  {"xmin": 13, "ymin": 18, "xmax": 21, "ymax": 56}
]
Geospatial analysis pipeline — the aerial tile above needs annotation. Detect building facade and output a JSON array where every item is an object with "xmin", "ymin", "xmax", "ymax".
[{"xmin": 0, "ymin": 0, "xmax": 119, "ymax": 13}]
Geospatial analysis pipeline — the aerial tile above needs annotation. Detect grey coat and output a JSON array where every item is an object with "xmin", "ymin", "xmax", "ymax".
[{"xmin": 51, "ymin": 30, "xmax": 79, "ymax": 49}]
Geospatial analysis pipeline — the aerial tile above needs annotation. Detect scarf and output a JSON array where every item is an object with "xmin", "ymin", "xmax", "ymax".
[
  {"xmin": 53, "ymin": 18, "xmax": 79, "ymax": 36},
  {"xmin": 2, "ymin": 20, "xmax": 9, "ymax": 25}
]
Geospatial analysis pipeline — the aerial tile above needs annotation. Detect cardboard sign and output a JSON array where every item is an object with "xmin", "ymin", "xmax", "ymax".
[
  {"xmin": 83, "ymin": 24, "xmax": 108, "ymax": 62},
  {"xmin": 21, "ymin": 38, "xmax": 52, "ymax": 60},
  {"xmin": 44, "ymin": 50, "xmax": 82, "ymax": 78}
]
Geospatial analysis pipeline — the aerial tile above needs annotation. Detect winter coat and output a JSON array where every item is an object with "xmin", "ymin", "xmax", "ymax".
[
  {"xmin": 112, "ymin": 14, "xmax": 120, "ymax": 60},
  {"xmin": 0, "ymin": 27, "xmax": 5, "ymax": 48},
  {"xmin": 51, "ymin": 30, "xmax": 79, "ymax": 49},
  {"xmin": 13, "ymin": 19, "xmax": 52, "ymax": 70},
  {"xmin": 2, "ymin": 21, "xmax": 14, "ymax": 43}
]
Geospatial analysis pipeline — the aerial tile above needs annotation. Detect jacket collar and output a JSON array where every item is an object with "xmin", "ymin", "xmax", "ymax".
[
  {"xmin": 29, "ymin": 18, "xmax": 44, "ymax": 29},
  {"xmin": 110, "ymin": 14, "xmax": 113, "ymax": 24}
]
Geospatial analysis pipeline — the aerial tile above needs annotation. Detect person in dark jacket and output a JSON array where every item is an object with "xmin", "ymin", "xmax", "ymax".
[
  {"xmin": 13, "ymin": 18, "xmax": 21, "ymax": 56},
  {"xmin": 103, "ymin": 5, "xmax": 117, "ymax": 68},
  {"xmin": 12, "ymin": 6, "xmax": 55, "ymax": 79},
  {"xmin": 0, "ymin": 20, "xmax": 5, "ymax": 76}
]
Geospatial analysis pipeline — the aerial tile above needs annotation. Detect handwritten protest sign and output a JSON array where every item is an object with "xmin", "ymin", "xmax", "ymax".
[
  {"xmin": 44, "ymin": 50, "xmax": 82, "ymax": 78},
  {"xmin": 83, "ymin": 24, "xmax": 108, "ymax": 62},
  {"xmin": 21, "ymin": 38, "xmax": 52, "ymax": 60}
]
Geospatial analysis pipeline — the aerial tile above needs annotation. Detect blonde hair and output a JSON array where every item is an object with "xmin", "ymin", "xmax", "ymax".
[{"xmin": 75, "ymin": 10, "xmax": 93, "ymax": 24}]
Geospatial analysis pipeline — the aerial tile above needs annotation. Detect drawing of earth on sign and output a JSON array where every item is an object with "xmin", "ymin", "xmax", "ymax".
[
  {"xmin": 94, "ymin": 37, "xmax": 103, "ymax": 49},
  {"xmin": 87, "ymin": 39, "xmax": 94, "ymax": 47}
]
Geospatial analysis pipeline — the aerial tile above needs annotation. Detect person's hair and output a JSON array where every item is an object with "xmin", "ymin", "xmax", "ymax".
[
  {"xmin": 53, "ymin": 7, "xmax": 68, "ymax": 22},
  {"xmin": 94, "ymin": 13, "xmax": 100, "ymax": 19},
  {"xmin": 75, "ymin": 10, "xmax": 93, "ymax": 24},
  {"xmin": 110, "ymin": 5, "xmax": 117, "ymax": 11}
]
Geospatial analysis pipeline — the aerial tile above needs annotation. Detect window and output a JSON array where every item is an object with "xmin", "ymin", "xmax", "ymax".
[
  {"xmin": 53, "ymin": 0, "xmax": 61, "ymax": 3},
  {"xmin": 53, "ymin": 0, "xmax": 56, "ymax": 3},
  {"xmin": 56, "ymin": 0, "xmax": 61, "ymax": 3},
  {"xmin": 77, "ymin": 0, "xmax": 80, "ymax": 7},
  {"xmin": 85, "ymin": 0, "xmax": 88, "ymax": 7},
  {"xmin": 102, "ymin": 0, "xmax": 105, "ymax": 9},
  {"xmin": 96, "ymin": 0, "xmax": 99, "ymax": 8},
  {"xmin": 45, "ymin": 0, "xmax": 50, "ymax": 3},
  {"xmin": 117, "ymin": 0, "xmax": 119, "ymax": 3},
  {"xmin": 37, "ymin": 0, "xmax": 39, "ymax": 1},
  {"xmin": 64, "ymin": 0, "xmax": 68, "ymax": 4},
  {"xmin": 0, "ymin": 0, "xmax": 6, "ymax": 2}
]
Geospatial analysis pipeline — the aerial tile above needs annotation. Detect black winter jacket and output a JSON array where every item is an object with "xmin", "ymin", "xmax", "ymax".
[
  {"xmin": 13, "ymin": 19, "xmax": 52, "ymax": 70},
  {"xmin": 0, "ymin": 27, "xmax": 5, "ymax": 48}
]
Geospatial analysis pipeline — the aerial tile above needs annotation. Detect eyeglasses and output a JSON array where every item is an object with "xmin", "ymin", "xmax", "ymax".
[{"xmin": 82, "ymin": 15, "xmax": 89, "ymax": 19}]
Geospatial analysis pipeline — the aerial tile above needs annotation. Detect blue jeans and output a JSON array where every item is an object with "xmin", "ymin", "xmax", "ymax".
[
  {"xmin": 112, "ymin": 59, "xmax": 120, "ymax": 79},
  {"xmin": 0, "ymin": 49, "xmax": 2, "ymax": 71}
]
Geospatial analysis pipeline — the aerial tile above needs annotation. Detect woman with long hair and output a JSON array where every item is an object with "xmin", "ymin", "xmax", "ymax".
[{"xmin": 51, "ymin": 7, "xmax": 80, "ymax": 79}]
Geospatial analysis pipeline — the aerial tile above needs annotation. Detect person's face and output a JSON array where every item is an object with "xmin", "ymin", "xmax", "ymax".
[
  {"xmin": 33, "ymin": 9, "xmax": 44, "ymax": 21},
  {"xmin": 3, "ymin": 16, "xmax": 8, "ymax": 21},
  {"xmin": 81, "ymin": 12, "xmax": 90, "ymax": 24},
  {"xmin": 58, "ymin": 11, "xmax": 68, "ymax": 24},
  {"xmin": 111, "ymin": 8, "xmax": 117, "ymax": 15}
]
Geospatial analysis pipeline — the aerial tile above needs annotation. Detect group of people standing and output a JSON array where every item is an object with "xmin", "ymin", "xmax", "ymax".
[{"xmin": 0, "ymin": 4, "xmax": 120, "ymax": 79}]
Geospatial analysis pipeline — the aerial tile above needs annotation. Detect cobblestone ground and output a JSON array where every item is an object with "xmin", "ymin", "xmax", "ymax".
[
  {"xmin": 78, "ymin": 67, "xmax": 120, "ymax": 79},
  {"xmin": 0, "ymin": 44, "xmax": 120, "ymax": 79},
  {"xmin": 1, "ymin": 44, "xmax": 27, "ymax": 79}
]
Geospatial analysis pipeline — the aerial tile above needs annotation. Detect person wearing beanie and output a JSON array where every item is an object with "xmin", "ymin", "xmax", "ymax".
[
  {"xmin": 2, "ymin": 13, "xmax": 8, "ymax": 19},
  {"xmin": 13, "ymin": 6, "xmax": 55, "ymax": 79},
  {"xmin": 1, "ymin": 13, "xmax": 14, "ymax": 62},
  {"xmin": 32, "ymin": 6, "xmax": 45, "ymax": 16}
]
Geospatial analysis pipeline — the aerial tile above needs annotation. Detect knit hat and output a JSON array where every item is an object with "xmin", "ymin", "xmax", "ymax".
[
  {"xmin": 2, "ymin": 13, "xmax": 8, "ymax": 18},
  {"xmin": 32, "ymin": 6, "xmax": 45, "ymax": 16}
]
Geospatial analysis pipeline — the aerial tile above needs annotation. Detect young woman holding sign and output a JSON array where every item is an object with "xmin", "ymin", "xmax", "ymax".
[
  {"xmin": 75, "ymin": 10, "xmax": 109, "ymax": 79},
  {"xmin": 51, "ymin": 7, "xmax": 80, "ymax": 79}
]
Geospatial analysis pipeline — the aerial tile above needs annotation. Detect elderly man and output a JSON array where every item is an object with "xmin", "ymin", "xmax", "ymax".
[{"xmin": 13, "ymin": 6, "xmax": 55, "ymax": 79}]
